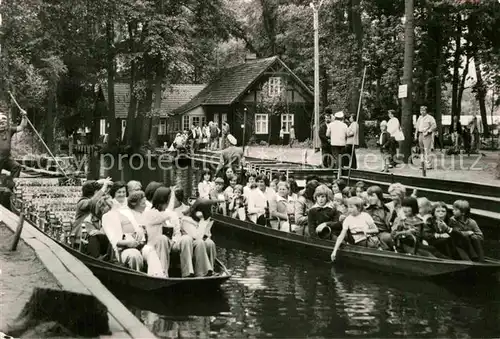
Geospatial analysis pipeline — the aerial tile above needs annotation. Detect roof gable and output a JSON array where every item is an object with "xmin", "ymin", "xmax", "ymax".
[
  {"xmin": 171, "ymin": 56, "xmax": 313, "ymax": 116},
  {"xmin": 103, "ymin": 83, "xmax": 206, "ymax": 118}
]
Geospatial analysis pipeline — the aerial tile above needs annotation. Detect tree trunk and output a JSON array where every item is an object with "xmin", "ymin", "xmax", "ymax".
[
  {"xmin": 457, "ymin": 52, "xmax": 470, "ymax": 118},
  {"xmin": 149, "ymin": 60, "xmax": 164, "ymax": 148},
  {"xmin": 451, "ymin": 15, "xmax": 461, "ymax": 119},
  {"xmin": 349, "ymin": 0, "xmax": 364, "ymax": 146},
  {"xmin": 124, "ymin": 22, "xmax": 138, "ymax": 145},
  {"xmin": 105, "ymin": 19, "xmax": 117, "ymax": 147},
  {"xmin": 45, "ymin": 88, "xmax": 55, "ymax": 151},
  {"xmin": 434, "ymin": 30, "xmax": 443, "ymax": 146},
  {"xmin": 320, "ymin": 66, "xmax": 328, "ymax": 111},
  {"xmin": 473, "ymin": 57, "xmax": 490, "ymax": 138},
  {"xmin": 401, "ymin": 0, "xmax": 415, "ymax": 162}
]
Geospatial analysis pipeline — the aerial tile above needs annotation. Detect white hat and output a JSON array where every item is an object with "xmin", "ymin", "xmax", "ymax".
[
  {"xmin": 227, "ymin": 134, "xmax": 237, "ymax": 145},
  {"xmin": 334, "ymin": 111, "xmax": 344, "ymax": 119}
]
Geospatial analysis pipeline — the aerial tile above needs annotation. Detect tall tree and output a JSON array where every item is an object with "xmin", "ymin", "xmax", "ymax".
[{"xmin": 401, "ymin": 0, "xmax": 414, "ymax": 162}]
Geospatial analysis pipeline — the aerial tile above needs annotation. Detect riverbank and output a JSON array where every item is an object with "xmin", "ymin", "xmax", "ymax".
[
  {"xmin": 0, "ymin": 206, "xmax": 156, "ymax": 339},
  {"xmin": 242, "ymin": 146, "xmax": 500, "ymax": 187}
]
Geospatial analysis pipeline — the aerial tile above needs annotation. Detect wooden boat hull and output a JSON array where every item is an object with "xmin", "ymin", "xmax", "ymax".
[
  {"xmin": 55, "ymin": 241, "xmax": 231, "ymax": 292},
  {"xmin": 212, "ymin": 214, "xmax": 500, "ymax": 280}
]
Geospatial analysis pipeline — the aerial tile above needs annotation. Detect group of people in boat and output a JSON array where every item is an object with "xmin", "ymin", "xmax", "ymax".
[
  {"xmin": 200, "ymin": 166, "xmax": 485, "ymax": 263},
  {"xmin": 71, "ymin": 179, "xmax": 219, "ymax": 278}
]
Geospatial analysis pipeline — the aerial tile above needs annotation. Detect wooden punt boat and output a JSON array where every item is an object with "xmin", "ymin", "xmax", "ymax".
[
  {"xmin": 60, "ymin": 242, "xmax": 232, "ymax": 292},
  {"xmin": 212, "ymin": 214, "xmax": 500, "ymax": 280}
]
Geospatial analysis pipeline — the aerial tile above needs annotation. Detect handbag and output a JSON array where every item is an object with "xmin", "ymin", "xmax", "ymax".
[{"xmin": 395, "ymin": 128, "xmax": 405, "ymax": 141}]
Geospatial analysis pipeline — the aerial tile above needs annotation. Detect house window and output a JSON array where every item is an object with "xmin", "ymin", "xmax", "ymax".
[
  {"xmin": 213, "ymin": 113, "xmax": 219, "ymax": 125},
  {"xmin": 99, "ymin": 119, "xmax": 106, "ymax": 136},
  {"xmin": 159, "ymin": 119, "xmax": 167, "ymax": 135},
  {"xmin": 281, "ymin": 114, "xmax": 294, "ymax": 133},
  {"xmin": 192, "ymin": 116, "xmax": 201, "ymax": 127},
  {"xmin": 201, "ymin": 116, "xmax": 207, "ymax": 126},
  {"xmin": 268, "ymin": 77, "xmax": 282, "ymax": 97},
  {"xmin": 173, "ymin": 119, "xmax": 180, "ymax": 131},
  {"xmin": 222, "ymin": 113, "xmax": 227, "ymax": 124},
  {"xmin": 182, "ymin": 116, "xmax": 190, "ymax": 131},
  {"xmin": 255, "ymin": 114, "xmax": 268, "ymax": 134}
]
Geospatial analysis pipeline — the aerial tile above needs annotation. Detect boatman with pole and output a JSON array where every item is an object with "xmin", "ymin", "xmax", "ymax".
[{"xmin": 0, "ymin": 103, "xmax": 27, "ymax": 178}]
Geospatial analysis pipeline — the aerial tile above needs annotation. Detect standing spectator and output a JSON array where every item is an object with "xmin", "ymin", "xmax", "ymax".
[
  {"xmin": 221, "ymin": 121, "xmax": 230, "ymax": 149},
  {"xmin": 318, "ymin": 109, "xmax": 332, "ymax": 168},
  {"xmin": 387, "ymin": 109, "xmax": 404, "ymax": 164},
  {"xmin": 345, "ymin": 114, "xmax": 359, "ymax": 169},
  {"xmin": 289, "ymin": 125, "xmax": 296, "ymax": 148},
  {"xmin": 202, "ymin": 123, "xmax": 209, "ymax": 149},
  {"xmin": 450, "ymin": 115, "xmax": 462, "ymax": 153},
  {"xmin": 189, "ymin": 124, "xmax": 198, "ymax": 153},
  {"xmin": 378, "ymin": 121, "xmax": 391, "ymax": 173},
  {"xmin": 210, "ymin": 122, "xmax": 219, "ymax": 150},
  {"xmin": 279, "ymin": 125, "xmax": 286, "ymax": 146},
  {"xmin": 414, "ymin": 106, "xmax": 437, "ymax": 170},
  {"xmin": 326, "ymin": 111, "xmax": 348, "ymax": 170},
  {"xmin": 469, "ymin": 114, "xmax": 482, "ymax": 153}
]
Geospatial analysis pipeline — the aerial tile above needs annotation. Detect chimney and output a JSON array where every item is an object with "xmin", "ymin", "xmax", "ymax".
[{"xmin": 245, "ymin": 53, "xmax": 257, "ymax": 62}]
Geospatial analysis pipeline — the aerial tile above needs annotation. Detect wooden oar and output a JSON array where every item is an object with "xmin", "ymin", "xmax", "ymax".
[{"xmin": 8, "ymin": 91, "xmax": 69, "ymax": 178}]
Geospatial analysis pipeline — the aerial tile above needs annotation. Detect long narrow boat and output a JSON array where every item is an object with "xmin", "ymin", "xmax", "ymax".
[{"xmin": 212, "ymin": 214, "xmax": 500, "ymax": 280}]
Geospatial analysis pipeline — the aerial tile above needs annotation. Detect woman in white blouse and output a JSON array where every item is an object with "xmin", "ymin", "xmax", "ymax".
[
  {"xmin": 387, "ymin": 110, "xmax": 403, "ymax": 163},
  {"xmin": 198, "ymin": 169, "xmax": 214, "ymax": 199},
  {"xmin": 247, "ymin": 175, "xmax": 277, "ymax": 225},
  {"xmin": 109, "ymin": 181, "xmax": 128, "ymax": 209},
  {"xmin": 101, "ymin": 191, "xmax": 167, "ymax": 277}
]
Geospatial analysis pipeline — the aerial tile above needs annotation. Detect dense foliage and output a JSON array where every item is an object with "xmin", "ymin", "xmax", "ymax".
[{"xmin": 0, "ymin": 0, "xmax": 499, "ymax": 151}]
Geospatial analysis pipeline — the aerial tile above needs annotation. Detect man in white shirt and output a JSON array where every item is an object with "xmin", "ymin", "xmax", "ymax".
[
  {"xmin": 326, "ymin": 111, "xmax": 348, "ymax": 170},
  {"xmin": 414, "ymin": 106, "xmax": 437, "ymax": 169},
  {"xmin": 345, "ymin": 114, "xmax": 359, "ymax": 169}
]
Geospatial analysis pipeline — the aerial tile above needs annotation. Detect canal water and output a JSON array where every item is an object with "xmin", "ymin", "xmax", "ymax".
[{"xmin": 96, "ymin": 156, "xmax": 500, "ymax": 338}]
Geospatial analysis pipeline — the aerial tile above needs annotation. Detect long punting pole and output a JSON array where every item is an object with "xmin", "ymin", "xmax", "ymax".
[
  {"xmin": 347, "ymin": 67, "xmax": 367, "ymax": 185},
  {"xmin": 8, "ymin": 91, "xmax": 70, "ymax": 178}
]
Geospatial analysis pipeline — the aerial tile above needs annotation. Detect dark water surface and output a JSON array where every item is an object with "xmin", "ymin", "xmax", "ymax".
[{"xmin": 99, "ymin": 160, "xmax": 500, "ymax": 338}]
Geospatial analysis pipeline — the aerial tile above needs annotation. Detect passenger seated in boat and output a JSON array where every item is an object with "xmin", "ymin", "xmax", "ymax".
[
  {"xmin": 247, "ymin": 175, "xmax": 276, "ymax": 226},
  {"xmin": 331, "ymin": 197, "xmax": 381, "ymax": 262},
  {"xmin": 417, "ymin": 197, "xmax": 432, "ymax": 223},
  {"xmin": 333, "ymin": 193, "xmax": 347, "ymax": 221},
  {"xmin": 331, "ymin": 179, "xmax": 347, "ymax": 195},
  {"xmin": 223, "ymin": 167, "xmax": 236, "ymax": 187},
  {"xmin": 127, "ymin": 180, "xmax": 142, "ymax": 195},
  {"xmin": 269, "ymin": 181, "xmax": 297, "ymax": 233},
  {"xmin": 181, "ymin": 199, "xmax": 218, "ymax": 276},
  {"xmin": 109, "ymin": 181, "xmax": 128, "ymax": 209},
  {"xmin": 74, "ymin": 178, "xmax": 112, "ymax": 221},
  {"xmin": 224, "ymin": 174, "xmax": 238, "ymax": 201},
  {"xmin": 422, "ymin": 201, "xmax": 455, "ymax": 258},
  {"xmin": 198, "ymin": 169, "xmax": 214, "ymax": 200},
  {"xmin": 449, "ymin": 200, "xmax": 484, "ymax": 262},
  {"xmin": 228, "ymin": 185, "xmax": 246, "ymax": 221},
  {"xmin": 294, "ymin": 180, "xmax": 320, "ymax": 235},
  {"xmin": 144, "ymin": 181, "xmax": 164, "ymax": 211},
  {"xmin": 354, "ymin": 181, "xmax": 368, "ymax": 203},
  {"xmin": 365, "ymin": 186, "xmax": 393, "ymax": 250},
  {"xmin": 288, "ymin": 178, "xmax": 299, "ymax": 201},
  {"xmin": 391, "ymin": 197, "xmax": 425, "ymax": 254},
  {"xmin": 307, "ymin": 185, "xmax": 339, "ymax": 239},
  {"xmin": 145, "ymin": 187, "xmax": 209, "ymax": 277},
  {"xmin": 386, "ymin": 183, "xmax": 406, "ymax": 228},
  {"xmin": 210, "ymin": 177, "xmax": 227, "ymax": 215},
  {"xmin": 71, "ymin": 195, "xmax": 112, "ymax": 258},
  {"xmin": 102, "ymin": 191, "xmax": 166, "ymax": 277},
  {"xmin": 243, "ymin": 172, "xmax": 257, "ymax": 200},
  {"xmin": 270, "ymin": 178, "xmax": 279, "ymax": 192},
  {"xmin": 342, "ymin": 186, "xmax": 356, "ymax": 199}
]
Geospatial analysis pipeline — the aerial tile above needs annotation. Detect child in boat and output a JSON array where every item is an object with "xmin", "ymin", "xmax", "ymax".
[
  {"xmin": 365, "ymin": 185, "xmax": 393, "ymax": 250},
  {"xmin": 331, "ymin": 197, "xmax": 381, "ymax": 262},
  {"xmin": 209, "ymin": 177, "xmax": 227, "ymax": 215},
  {"xmin": 243, "ymin": 172, "xmax": 257, "ymax": 200},
  {"xmin": 198, "ymin": 169, "xmax": 214, "ymax": 200},
  {"xmin": 342, "ymin": 186, "xmax": 356, "ymax": 199},
  {"xmin": 449, "ymin": 200, "xmax": 484, "ymax": 261},
  {"xmin": 417, "ymin": 197, "xmax": 433, "ymax": 223},
  {"xmin": 422, "ymin": 201, "xmax": 455, "ymax": 258},
  {"xmin": 391, "ymin": 197, "xmax": 425, "ymax": 254},
  {"xmin": 354, "ymin": 181, "xmax": 368, "ymax": 203},
  {"xmin": 228, "ymin": 184, "xmax": 246, "ymax": 220},
  {"xmin": 333, "ymin": 193, "xmax": 348, "ymax": 222},
  {"xmin": 331, "ymin": 179, "xmax": 347, "ymax": 195},
  {"xmin": 307, "ymin": 185, "xmax": 339, "ymax": 239},
  {"xmin": 224, "ymin": 174, "xmax": 238, "ymax": 201}
]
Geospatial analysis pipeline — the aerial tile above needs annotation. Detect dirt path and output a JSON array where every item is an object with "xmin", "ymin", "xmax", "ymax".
[
  {"xmin": 244, "ymin": 146, "xmax": 500, "ymax": 187},
  {"xmin": 0, "ymin": 223, "xmax": 61, "ymax": 330}
]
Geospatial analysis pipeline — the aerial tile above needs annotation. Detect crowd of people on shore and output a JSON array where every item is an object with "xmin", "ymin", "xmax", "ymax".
[
  {"xmin": 199, "ymin": 166, "xmax": 485, "ymax": 263},
  {"xmin": 169, "ymin": 121, "xmax": 231, "ymax": 153},
  {"xmin": 71, "ymin": 179, "xmax": 219, "ymax": 278}
]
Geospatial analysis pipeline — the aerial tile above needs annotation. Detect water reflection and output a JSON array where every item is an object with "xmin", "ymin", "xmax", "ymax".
[{"xmin": 114, "ymin": 236, "xmax": 500, "ymax": 338}]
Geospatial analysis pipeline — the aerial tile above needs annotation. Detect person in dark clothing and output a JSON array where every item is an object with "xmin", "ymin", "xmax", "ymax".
[
  {"xmin": 318, "ymin": 109, "xmax": 332, "ymax": 168},
  {"xmin": 0, "ymin": 105, "xmax": 28, "ymax": 178},
  {"xmin": 308, "ymin": 185, "xmax": 340, "ymax": 239},
  {"xmin": 74, "ymin": 178, "xmax": 112, "ymax": 221},
  {"xmin": 449, "ymin": 115, "xmax": 462, "ymax": 153}
]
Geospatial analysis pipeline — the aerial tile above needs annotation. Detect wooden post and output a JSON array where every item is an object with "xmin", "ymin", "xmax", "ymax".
[{"xmin": 10, "ymin": 213, "xmax": 25, "ymax": 251}]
